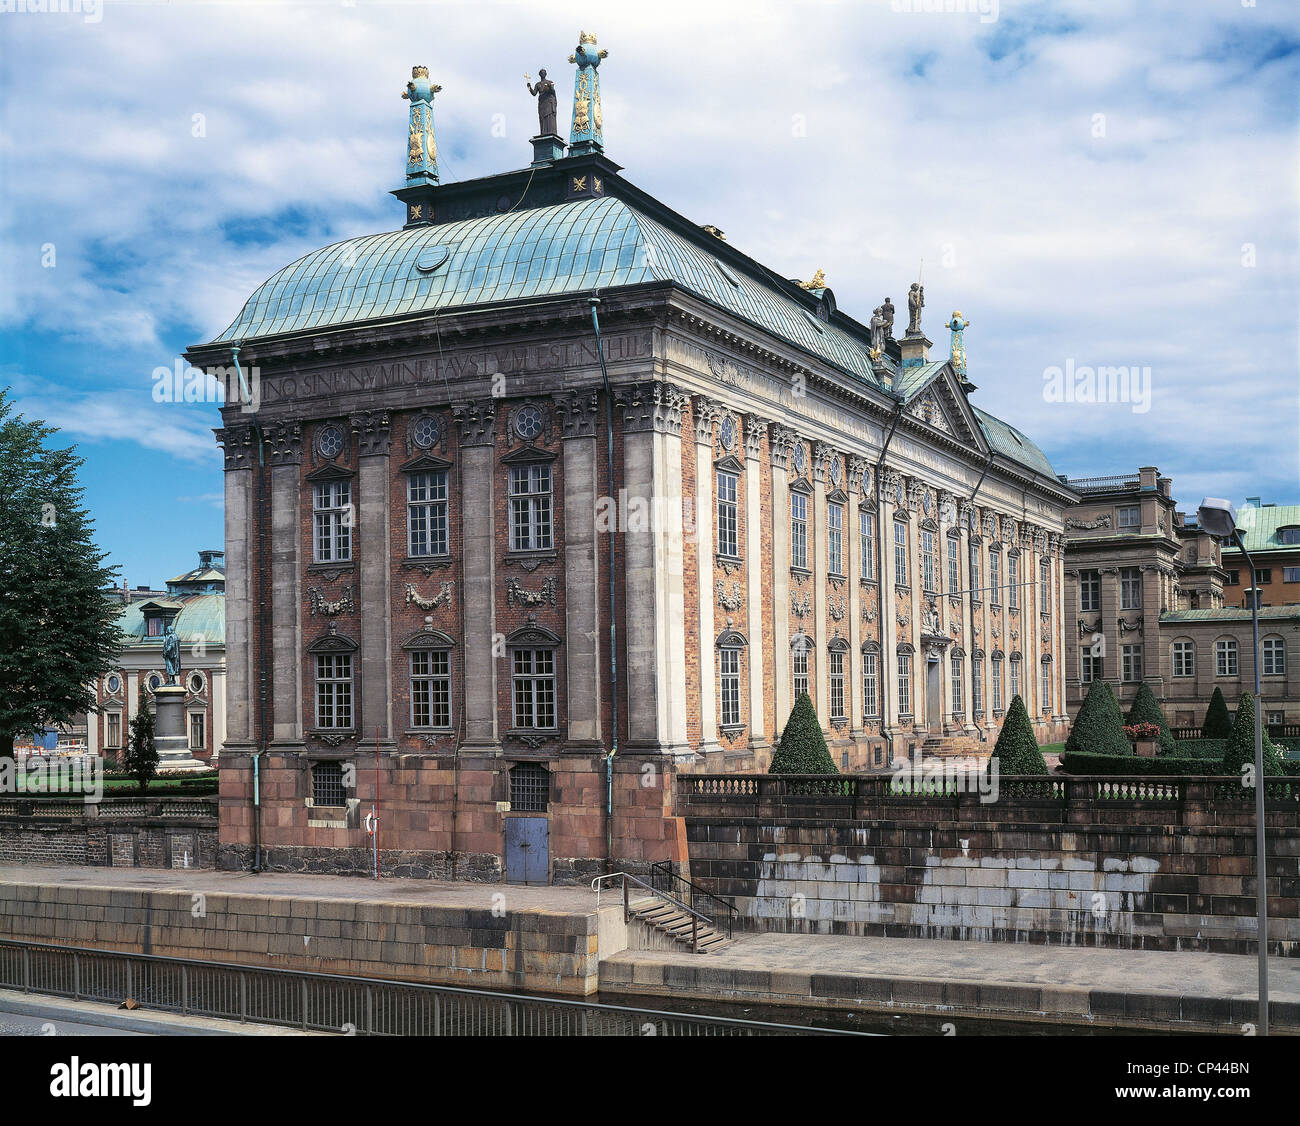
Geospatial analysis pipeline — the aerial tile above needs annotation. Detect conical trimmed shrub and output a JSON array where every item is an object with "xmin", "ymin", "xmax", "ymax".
[
  {"xmin": 1065, "ymin": 678, "xmax": 1133, "ymax": 756},
  {"xmin": 991, "ymin": 695, "xmax": 1048, "ymax": 775},
  {"xmin": 1125, "ymin": 682, "xmax": 1176, "ymax": 754},
  {"xmin": 769, "ymin": 694, "xmax": 838, "ymax": 774},
  {"xmin": 1221, "ymin": 693, "xmax": 1284, "ymax": 777},
  {"xmin": 1202, "ymin": 687, "xmax": 1232, "ymax": 739}
]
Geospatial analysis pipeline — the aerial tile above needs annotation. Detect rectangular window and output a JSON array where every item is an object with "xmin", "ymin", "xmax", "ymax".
[
  {"xmin": 859, "ymin": 510, "xmax": 876, "ymax": 581},
  {"xmin": 313, "ymin": 480, "xmax": 352, "ymax": 563},
  {"xmin": 790, "ymin": 492, "xmax": 808, "ymax": 570},
  {"xmin": 921, "ymin": 529, "xmax": 937, "ymax": 593},
  {"xmin": 1244, "ymin": 589, "xmax": 1263, "ymax": 610},
  {"xmin": 898, "ymin": 653, "xmax": 912, "ymax": 715},
  {"xmin": 716, "ymin": 470, "xmax": 739, "ymax": 557},
  {"xmin": 947, "ymin": 536, "xmax": 960, "ymax": 594},
  {"xmin": 1008, "ymin": 554, "xmax": 1019, "ymax": 609},
  {"xmin": 1118, "ymin": 505, "xmax": 1140, "ymax": 529},
  {"xmin": 509, "ymin": 464, "xmax": 553, "ymax": 552},
  {"xmin": 719, "ymin": 649, "xmax": 741, "ymax": 726},
  {"xmin": 950, "ymin": 657, "xmax": 963, "ymax": 716},
  {"xmin": 1040, "ymin": 662, "xmax": 1052, "ymax": 711},
  {"xmin": 147, "ymin": 617, "xmax": 165, "ymax": 637},
  {"xmin": 1040, "ymin": 559, "xmax": 1052, "ymax": 614},
  {"xmin": 969, "ymin": 542, "xmax": 981, "ymax": 601},
  {"xmin": 312, "ymin": 761, "xmax": 347, "ymax": 807},
  {"xmin": 992, "ymin": 660, "xmax": 1003, "ymax": 711},
  {"xmin": 1172, "ymin": 641, "xmax": 1195, "ymax": 678},
  {"xmin": 1216, "ymin": 640, "xmax": 1238, "ymax": 677},
  {"xmin": 407, "ymin": 470, "xmax": 449, "ymax": 557},
  {"xmin": 1284, "ymin": 567, "xmax": 1300, "ymax": 583},
  {"xmin": 1263, "ymin": 638, "xmax": 1286, "ymax": 676},
  {"xmin": 989, "ymin": 551, "xmax": 1001, "ymax": 606},
  {"xmin": 1259, "ymin": 568, "xmax": 1272, "ymax": 584},
  {"xmin": 315, "ymin": 654, "xmax": 353, "ymax": 729},
  {"xmin": 792, "ymin": 647, "xmax": 809, "ymax": 700},
  {"xmin": 512, "ymin": 649, "xmax": 557, "ymax": 729},
  {"xmin": 1081, "ymin": 651, "xmax": 1102, "ymax": 683},
  {"xmin": 972, "ymin": 658, "xmax": 984, "ymax": 714},
  {"xmin": 1080, "ymin": 570, "xmax": 1100, "ymax": 612},
  {"xmin": 894, "ymin": 521, "xmax": 909, "ymax": 588},
  {"xmin": 106, "ymin": 713, "xmax": 122, "ymax": 749},
  {"xmin": 829, "ymin": 650, "xmax": 845, "ymax": 719},
  {"xmin": 828, "ymin": 503, "xmax": 844, "ymax": 576},
  {"xmin": 1226, "ymin": 570, "xmax": 1240, "ymax": 586},
  {"xmin": 410, "ymin": 650, "xmax": 452, "ymax": 728},
  {"xmin": 863, "ymin": 653, "xmax": 878, "ymax": 720},
  {"xmin": 188, "ymin": 712, "xmax": 204, "ymax": 751},
  {"xmin": 1121, "ymin": 644, "xmax": 1143, "ymax": 683},
  {"xmin": 1009, "ymin": 658, "xmax": 1021, "ymax": 701},
  {"xmin": 1120, "ymin": 567, "xmax": 1142, "ymax": 610}
]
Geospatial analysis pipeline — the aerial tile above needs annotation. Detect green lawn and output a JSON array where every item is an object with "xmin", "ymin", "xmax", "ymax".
[{"xmin": 1039, "ymin": 742, "xmax": 1065, "ymax": 757}]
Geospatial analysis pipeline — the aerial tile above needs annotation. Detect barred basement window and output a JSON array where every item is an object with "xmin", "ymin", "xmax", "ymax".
[
  {"xmin": 312, "ymin": 761, "xmax": 348, "ymax": 807},
  {"xmin": 512, "ymin": 649, "xmax": 556, "ymax": 729},
  {"xmin": 859, "ymin": 510, "xmax": 875, "ymax": 581},
  {"xmin": 509, "ymin": 762, "xmax": 550, "ymax": 812},
  {"xmin": 828, "ymin": 502, "xmax": 844, "ymax": 576},
  {"xmin": 315, "ymin": 654, "xmax": 353, "ymax": 729},
  {"xmin": 407, "ymin": 470, "xmax": 449, "ymax": 557},
  {"xmin": 719, "ymin": 647, "xmax": 741, "ymax": 727},
  {"xmin": 410, "ymin": 650, "xmax": 452, "ymax": 728},
  {"xmin": 509, "ymin": 464, "xmax": 553, "ymax": 552},
  {"xmin": 313, "ymin": 480, "xmax": 352, "ymax": 563},
  {"xmin": 862, "ymin": 652, "xmax": 879, "ymax": 719},
  {"xmin": 1008, "ymin": 554, "xmax": 1019, "ymax": 609},
  {"xmin": 717, "ymin": 470, "xmax": 739, "ymax": 557},
  {"xmin": 829, "ymin": 650, "xmax": 845, "ymax": 720},
  {"xmin": 791, "ymin": 492, "xmax": 808, "ymax": 569}
]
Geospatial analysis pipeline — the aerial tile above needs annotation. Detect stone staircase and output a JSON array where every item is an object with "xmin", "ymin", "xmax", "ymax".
[{"xmin": 629, "ymin": 895, "xmax": 729, "ymax": 954}]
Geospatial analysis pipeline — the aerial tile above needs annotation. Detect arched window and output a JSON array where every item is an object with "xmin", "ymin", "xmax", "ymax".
[
  {"xmin": 716, "ymin": 628, "xmax": 748, "ymax": 728},
  {"xmin": 510, "ymin": 762, "xmax": 550, "ymax": 812}
]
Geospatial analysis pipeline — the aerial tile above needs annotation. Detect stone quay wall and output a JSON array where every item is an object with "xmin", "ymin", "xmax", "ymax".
[{"xmin": 678, "ymin": 775, "xmax": 1300, "ymax": 956}]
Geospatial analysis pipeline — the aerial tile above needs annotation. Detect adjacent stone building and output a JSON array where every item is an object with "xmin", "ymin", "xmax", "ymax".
[
  {"xmin": 1221, "ymin": 499, "xmax": 1300, "ymax": 609},
  {"xmin": 187, "ymin": 45, "xmax": 1073, "ymax": 882}
]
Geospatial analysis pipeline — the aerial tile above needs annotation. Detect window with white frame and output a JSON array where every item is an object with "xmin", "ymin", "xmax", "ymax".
[
  {"xmin": 716, "ymin": 470, "xmax": 739, "ymax": 557},
  {"xmin": 1121, "ymin": 644, "xmax": 1143, "ymax": 683},
  {"xmin": 969, "ymin": 542, "xmax": 982, "ymax": 601},
  {"xmin": 1079, "ymin": 570, "xmax": 1100, "ymax": 612},
  {"xmin": 828, "ymin": 503, "xmax": 844, "ymax": 576},
  {"xmin": 863, "ymin": 651, "xmax": 879, "ymax": 719},
  {"xmin": 410, "ymin": 650, "xmax": 452, "ymax": 728},
  {"xmin": 1118, "ymin": 504, "xmax": 1140, "ymax": 529},
  {"xmin": 1040, "ymin": 660, "xmax": 1052, "ymax": 712},
  {"xmin": 719, "ymin": 647, "xmax": 742, "ymax": 727},
  {"xmin": 1284, "ymin": 567, "xmax": 1300, "ymax": 583},
  {"xmin": 1120, "ymin": 567, "xmax": 1142, "ymax": 611},
  {"xmin": 792, "ymin": 644, "xmax": 810, "ymax": 700},
  {"xmin": 921, "ymin": 529, "xmax": 937, "ymax": 593},
  {"xmin": 790, "ymin": 491, "xmax": 808, "ymax": 570},
  {"xmin": 1172, "ymin": 640, "xmax": 1195, "ymax": 678},
  {"xmin": 512, "ymin": 649, "xmax": 557, "ymax": 729},
  {"xmin": 1263, "ymin": 637, "xmax": 1286, "ymax": 676},
  {"xmin": 860, "ymin": 510, "xmax": 876, "ymax": 581},
  {"xmin": 1081, "ymin": 650, "xmax": 1103, "ymax": 683},
  {"xmin": 972, "ymin": 658, "xmax": 983, "ymax": 714},
  {"xmin": 313, "ymin": 480, "xmax": 352, "ymax": 563},
  {"xmin": 894, "ymin": 520, "xmax": 909, "ymax": 587},
  {"xmin": 509, "ymin": 464, "xmax": 553, "ymax": 552},
  {"xmin": 1008, "ymin": 554, "xmax": 1019, "ymax": 609},
  {"xmin": 1040, "ymin": 558, "xmax": 1052, "ymax": 614},
  {"xmin": 105, "ymin": 712, "xmax": 122, "ymax": 749},
  {"xmin": 897, "ymin": 652, "xmax": 912, "ymax": 715},
  {"xmin": 988, "ymin": 550, "xmax": 1001, "ymax": 606},
  {"xmin": 991, "ymin": 658, "xmax": 1003, "ymax": 711},
  {"xmin": 829, "ymin": 649, "xmax": 846, "ymax": 720},
  {"xmin": 407, "ymin": 470, "xmax": 449, "ymax": 557},
  {"xmin": 1216, "ymin": 639, "xmax": 1238, "ymax": 677},
  {"xmin": 188, "ymin": 712, "xmax": 204, "ymax": 751},
  {"xmin": 950, "ymin": 656, "xmax": 963, "ymax": 715},
  {"xmin": 947, "ymin": 536, "xmax": 960, "ymax": 593},
  {"xmin": 315, "ymin": 654, "xmax": 353, "ymax": 729},
  {"xmin": 1009, "ymin": 657, "xmax": 1021, "ymax": 700}
]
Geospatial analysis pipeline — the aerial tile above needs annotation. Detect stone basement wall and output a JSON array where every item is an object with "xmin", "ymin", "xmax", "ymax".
[
  {"xmin": 680, "ymin": 784, "xmax": 1300, "ymax": 956},
  {"xmin": 0, "ymin": 799, "xmax": 218, "ymax": 870}
]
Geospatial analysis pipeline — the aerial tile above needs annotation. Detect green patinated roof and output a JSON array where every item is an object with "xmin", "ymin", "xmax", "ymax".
[
  {"xmin": 1160, "ymin": 605, "xmax": 1300, "ymax": 623},
  {"xmin": 972, "ymin": 406, "xmax": 1057, "ymax": 479},
  {"xmin": 893, "ymin": 359, "xmax": 947, "ymax": 401},
  {"xmin": 117, "ymin": 594, "xmax": 225, "ymax": 646},
  {"xmin": 1228, "ymin": 502, "xmax": 1300, "ymax": 555}
]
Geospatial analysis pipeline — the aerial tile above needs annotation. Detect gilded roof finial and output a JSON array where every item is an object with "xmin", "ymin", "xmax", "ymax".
[
  {"xmin": 401, "ymin": 64, "xmax": 442, "ymax": 188},
  {"xmin": 798, "ymin": 268, "xmax": 827, "ymax": 291},
  {"xmin": 568, "ymin": 31, "xmax": 609, "ymax": 156}
]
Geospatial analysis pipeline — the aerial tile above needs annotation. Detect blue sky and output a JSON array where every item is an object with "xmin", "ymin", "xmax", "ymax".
[{"xmin": 2, "ymin": 0, "xmax": 1297, "ymax": 586}]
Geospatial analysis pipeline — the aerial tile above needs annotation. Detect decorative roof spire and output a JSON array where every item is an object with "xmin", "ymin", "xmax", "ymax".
[
  {"xmin": 947, "ymin": 311, "xmax": 970, "ymax": 379},
  {"xmin": 567, "ymin": 31, "xmax": 608, "ymax": 155},
  {"xmin": 401, "ymin": 65, "xmax": 441, "ymax": 187}
]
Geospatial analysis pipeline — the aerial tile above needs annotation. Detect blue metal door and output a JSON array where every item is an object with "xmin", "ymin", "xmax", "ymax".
[{"xmin": 505, "ymin": 816, "xmax": 549, "ymax": 885}]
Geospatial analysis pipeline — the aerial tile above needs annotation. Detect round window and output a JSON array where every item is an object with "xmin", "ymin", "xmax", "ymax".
[
  {"xmin": 830, "ymin": 458, "xmax": 842, "ymax": 486},
  {"xmin": 719, "ymin": 416, "xmax": 736, "ymax": 451},
  {"xmin": 317, "ymin": 425, "xmax": 345, "ymax": 459},
  {"xmin": 514, "ymin": 405, "xmax": 544, "ymax": 441},
  {"xmin": 106, "ymin": 675, "xmax": 121, "ymax": 695},
  {"xmin": 147, "ymin": 674, "xmax": 163, "ymax": 692},
  {"xmin": 411, "ymin": 415, "xmax": 440, "ymax": 450},
  {"xmin": 189, "ymin": 672, "xmax": 205, "ymax": 694},
  {"xmin": 792, "ymin": 444, "xmax": 806, "ymax": 473}
]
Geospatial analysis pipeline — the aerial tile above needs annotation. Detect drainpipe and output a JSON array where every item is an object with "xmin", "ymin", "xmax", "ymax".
[{"xmin": 589, "ymin": 296, "xmax": 620, "ymax": 872}]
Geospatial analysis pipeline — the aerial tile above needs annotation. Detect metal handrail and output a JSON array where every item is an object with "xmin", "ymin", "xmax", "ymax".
[
  {"xmin": 649, "ymin": 861, "xmax": 738, "ymax": 940},
  {"xmin": 591, "ymin": 871, "xmax": 714, "ymax": 952}
]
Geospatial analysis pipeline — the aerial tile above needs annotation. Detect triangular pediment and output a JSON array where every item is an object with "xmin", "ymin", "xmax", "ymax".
[{"xmin": 898, "ymin": 362, "xmax": 987, "ymax": 454}]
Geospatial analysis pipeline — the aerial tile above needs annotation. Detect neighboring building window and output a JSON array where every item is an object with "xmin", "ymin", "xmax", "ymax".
[
  {"xmin": 1040, "ymin": 559, "xmax": 1052, "ymax": 614},
  {"xmin": 790, "ymin": 492, "xmax": 808, "ymax": 570},
  {"xmin": 1216, "ymin": 639, "xmax": 1239, "ymax": 677},
  {"xmin": 1079, "ymin": 570, "xmax": 1100, "ymax": 612},
  {"xmin": 188, "ymin": 713, "xmax": 204, "ymax": 751},
  {"xmin": 106, "ymin": 713, "xmax": 122, "ymax": 749},
  {"xmin": 1009, "ymin": 657, "xmax": 1021, "ymax": 700},
  {"xmin": 1268, "ymin": 710, "xmax": 1285, "ymax": 725},
  {"xmin": 313, "ymin": 480, "xmax": 352, "ymax": 563},
  {"xmin": 1283, "ymin": 567, "xmax": 1300, "ymax": 583},
  {"xmin": 921, "ymin": 529, "xmax": 937, "ymax": 593},
  {"xmin": 410, "ymin": 650, "xmax": 452, "ymax": 728},
  {"xmin": 1226, "ymin": 570, "xmax": 1240, "ymax": 585},
  {"xmin": 969, "ymin": 542, "xmax": 981, "ymax": 601},
  {"xmin": 972, "ymin": 658, "xmax": 983, "ymax": 714},
  {"xmin": 716, "ymin": 470, "xmax": 739, "ymax": 557},
  {"xmin": 1172, "ymin": 641, "xmax": 1195, "ymax": 678},
  {"xmin": 1279, "ymin": 526, "xmax": 1300, "ymax": 545},
  {"xmin": 509, "ymin": 464, "xmax": 553, "ymax": 552},
  {"xmin": 1008, "ymin": 554, "xmax": 1019, "ymax": 609},
  {"xmin": 1040, "ymin": 660, "xmax": 1052, "ymax": 712},
  {"xmin": 897, "ymin": 653, "xmax": 912, "ymax": 715},
  {"xmin": 1120, "ymin": 567, "xmax": 1142, "ymax": 610},
  {"xmin": 1081, "ymin": 651, "xmax": 1102, "ymax": 683},
  {"xmin": 312, "ymin": 761, "xmax": 347, "ymax": 807},
  {"xmin": 1121, "ymin": 644, "xmax": 1143, "ymax": 683},
  {"xmin": 509, "ymin": 762, "xmax": 550, "ymax": 812},
  {"xmin": 950, "ymin": 656, "xmax": 963, "ymax": 715},
  {"xmin": 988, "ymin": 550, "xmax": 1001, "ymax": 606},
  {"xmin": 1244, "ymin": 589, "xmax": 1263, "ymax": 610},
  {"xmin": 828, "ymin": 503, "xmax": 844, "ymax": 576},
  {"xmin": 719, "ymin": 647, "xmax": 741, "ymax": 727},
  {"xmin": 860, "ymin": 511, "xmax": 876, "ymax": 581},
  {"xmin": 315, "ymin": 655, "xmax": 353, "ymax": 729},
  {"xmin": 894, "ymin": 520, "xmax": 909, "ymax": 587},
  {"xmin": 947, "ymin": 536, "xmax": 960, "ymax": 594},
  {"xmin": 991, "ymin": 659, "xmax": 1003, "ymax": 711},
  {"xmin": 407, "ymin": 470, "xmax": 449, "ymax": 557},
  {"xmin": 829, "ymin": 650, "xmax": 846, "ymax": 720},
  {"xmin": 1263, "ymin": 637, "xmax": 1286, "ymax": 676},
  {"xmin": 1258, "ymin": 568, "xmax": 1272, "ymax": 584},
  {"xmin": 512, "ymin": 649, "xmax": 557, "ymax": 729},
  {"xmin": 863, "ymin": 652, "xmax": 879, "ymax": 720},
  {"xmin": 1118, "ymin": 505, "xmax": 1140, "ymax": 529},
  {"xmin": 146, "ymin": 617, "xmax": 165, "ymax": 637}
]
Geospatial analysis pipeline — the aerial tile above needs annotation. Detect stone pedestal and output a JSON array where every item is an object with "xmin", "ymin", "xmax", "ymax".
[
  {"xmin": 530, "ymin": 133, "xmax": 566, "ymax": 165},
  {"xmin": 152, "ymin": 686, "xmax": 206, "ymax": 772}
]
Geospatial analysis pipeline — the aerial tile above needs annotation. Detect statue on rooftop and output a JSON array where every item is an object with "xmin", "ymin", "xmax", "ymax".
[
  {"xmin": 907, "ymin": 282, "xmax": 925, "ymax": 337},
  {"xmin": 568, "ymin": 31, "xmax": 608, "ymax": 155},
  {"xmin": 798, "ymin": 268, "xmax": 826, "ymax": 291},
  {"xmin": 881, "ymin": 296, "xmax": 896, "ymax": 339},
  {"xmin": 869, "ymin": 306, "xmax": 886, "ymax": 357},
  {"xmin": 525, "ymin": 69, "xmax": 559, "ymax": 137}
]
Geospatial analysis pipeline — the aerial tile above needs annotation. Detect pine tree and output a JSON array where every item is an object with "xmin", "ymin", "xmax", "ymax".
[
  {"xmin": 769, "ymin": 694, "xmax": 838, "ymax": 774},
  {"xmin": 1221, "ymin": 692, "xmax": 1284, "ymax": 778},
  {"xmin": 1125, "ymin": 682, "xmax": 1176, "ymax": 754},
  {"xmin": 1202, "ymin": 687, "xmax": 1232, "ymax": 739},
  {"xmin": 123, "ymin": 696, "xmax": 160, "ymax": 793},
  {"xmin": 0, "ymin": 390, "xmax": 121, "ymax": 764},
  {"xmin": 991, "ymin": 695, "xmax": 1048, "ymax": 775},
  {"xmin": 1064, "ymin": 678, "xmax": 1132, "ymax": 756}
]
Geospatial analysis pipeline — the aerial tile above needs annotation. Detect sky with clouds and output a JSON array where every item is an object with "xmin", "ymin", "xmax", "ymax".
[{"xmin": 1, "ymin": 0, "xmax": 1297, "ymax": 586}]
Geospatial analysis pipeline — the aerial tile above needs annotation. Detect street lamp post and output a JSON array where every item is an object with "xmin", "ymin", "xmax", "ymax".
[{"xmin": 1198, "ymin": 497, "xmax": 1268, "ymax": 1035}]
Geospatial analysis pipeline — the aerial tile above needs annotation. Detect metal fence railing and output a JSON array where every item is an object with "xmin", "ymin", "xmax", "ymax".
[{"xmin": 0, "ymin": 939, "xmax": 867, "ymax": 1037}]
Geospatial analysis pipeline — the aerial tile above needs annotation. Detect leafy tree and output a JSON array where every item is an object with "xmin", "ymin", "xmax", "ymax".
[
  {"xmin": 1125, "ymin": 682, "xmax": 1176, "ymax": 754},
  {"xmin": 991, "ymin": 695, "xmax": 1048, "ymax": 775},
  {"xmin": 123, "ymin": 695, "xmax": 160, "ymax": 793},
  {"xmin": 769, "ymin": 694, "xmax": 838, "ymax": 774},
  {"xmin": 1064, "ymin": 678, "xmax": 1132, "ymax": 756},
  {"xmin": 1202, "ymin": 687, "xmax": 1233, "ymax": 739},
  {"xmin": 0, "ymin": 390, "xmax": 121, "ymax": 764},
  {"xmin": 1221, "ymin": 692, "xmax": 1284, "ymax": 778}
]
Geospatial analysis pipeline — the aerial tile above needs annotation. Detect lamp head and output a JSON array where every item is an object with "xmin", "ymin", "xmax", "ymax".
[{"xmin": 1197, "ymin": 497, "xmax": 1238, "ymax": 539}]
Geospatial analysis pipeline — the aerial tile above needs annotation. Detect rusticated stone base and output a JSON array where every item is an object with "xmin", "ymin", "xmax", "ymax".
[{"xmin": 217, "ymin": 844, "xmax": 502, "ymax": 882}]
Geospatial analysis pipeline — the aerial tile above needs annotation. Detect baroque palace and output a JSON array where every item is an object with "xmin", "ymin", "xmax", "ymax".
[{"xmin": 187, "ymin": 37, "xmax": 1074, "ymax": 882}]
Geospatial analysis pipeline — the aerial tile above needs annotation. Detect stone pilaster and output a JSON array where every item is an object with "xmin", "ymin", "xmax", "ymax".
[
  {"xmin": 812, "ymin": 443, "xmax": 832, "ymax": 732},
  {"xmin": 216, "ymin": 422, "xmax": 256, "ymax": 750},
  {"xmin": 847, "ymin": 456, "xmax": 869, "ymax": 735},
  {"xmin": 267, "ymin": 421, "xmax": 304, "ymax": 747},
  {"xmin": 744, "ymin": 415, "xmax": 769, "ymax": 750},
  {"xmin": 693, "ymin": 397, "xmax": 722, "ymax": 754},
  {"xmin": 350, "ymin": 410, "xmax": 395, "ymax": 746},
  {"xmin": 769, "ymin": 427, "xmax": 795, "ymax": 733}
]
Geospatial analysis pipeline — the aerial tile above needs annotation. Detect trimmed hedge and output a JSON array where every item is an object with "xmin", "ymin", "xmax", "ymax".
[
  {"xmin": 1061, "ymin": 752, "xmax": 1221, "ymax": 777},
  {"xmin": 1167, "ymin": 738, "xmax": 1226, "ymax": 760},
  {"xmin": 1125, "ymin": 683, "xmax": 1175, "ymax": 754},
  {"xmin": 1065, "ymin": 679, "xmax": 1132, "ymax": 756},
  {"xmin": 1202, "ymin": 687, "xmax": 1232, "ymax": 739},
  {"xmin": 1222, "ymin": 693, "xmax": 1285, "ymax": 777},
  {"xmin": 991, "ymin": 695, "xmax": 1048, "ymax": 775},
  {"xmin": 769, "ymin": 693, "xmax": 838, "ymax": 775}
]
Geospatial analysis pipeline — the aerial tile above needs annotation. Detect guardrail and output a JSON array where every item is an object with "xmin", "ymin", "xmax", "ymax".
[
  {"xmin": 0, "ymin": 796, "xmax": 217, "ymax": 820},
  {"xmin": 0, "ymin": 939, "xmax": 865, "ymax": 1036}
]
